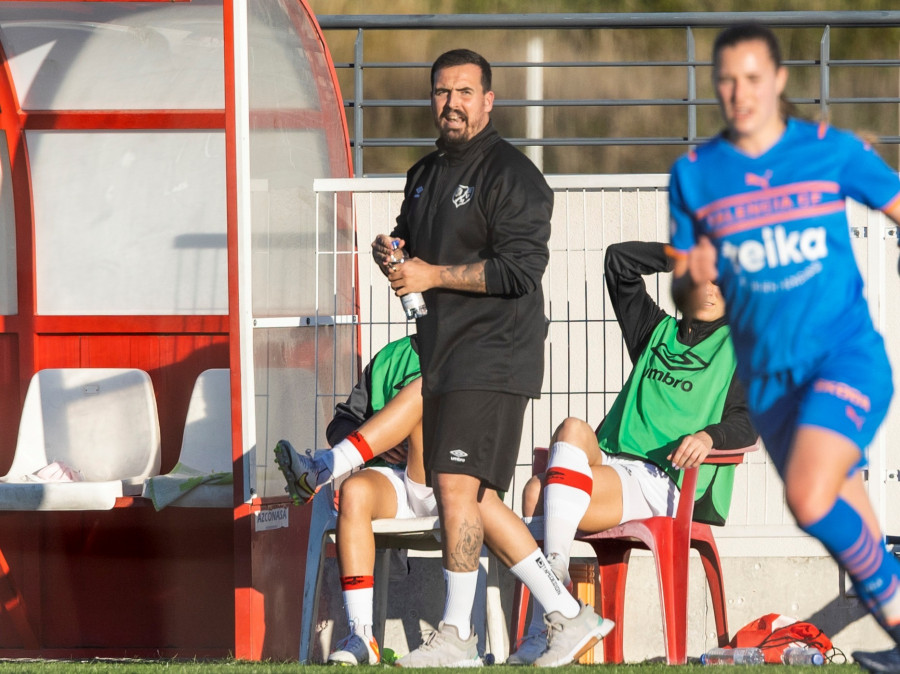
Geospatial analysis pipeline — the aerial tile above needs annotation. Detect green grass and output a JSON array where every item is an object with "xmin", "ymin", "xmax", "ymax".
[{"xmin": 0, "ymin": 662, "xmax": 863, "ymax": 674}]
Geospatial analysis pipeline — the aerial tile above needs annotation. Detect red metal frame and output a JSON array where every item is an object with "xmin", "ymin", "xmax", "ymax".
[
  {"xmin": 23, "ymin": 110, "xmax": 225, "ymax": 131},
  {"xmin": 20, "ymin": 1, "xmax": 190, "ymax": 3},
  {"xmin": 0, "ymin": 36, "xmax": 35, "ymax": 408}
]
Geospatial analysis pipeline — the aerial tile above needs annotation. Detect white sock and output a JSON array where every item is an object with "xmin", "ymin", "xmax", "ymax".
[
  {"xmin": 442, "ymin": 568, "xmax": 478, "ymax": 640},
  {"xmin": 341, "ymin": 576, "xmax": 374, "ymax": 635},
  {"xmin": 510, "ymin": 549, "xmax": 580, "ymax": 620},
  {"xmin": 543, "ymin": 441, "xmax": 593, "ymax": 578},
  {"xmin": 323, "ymin": 431, "xmax": 374, "ymax": 483}
]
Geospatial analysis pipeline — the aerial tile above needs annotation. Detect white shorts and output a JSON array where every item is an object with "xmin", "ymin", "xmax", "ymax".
[
  {"xmin": 367, "ymin": 465, "xmax": 437, "ymax": 519},
  {"xmin": 602, "ymin": 454, "xmax": 680, "ymax": 524}
]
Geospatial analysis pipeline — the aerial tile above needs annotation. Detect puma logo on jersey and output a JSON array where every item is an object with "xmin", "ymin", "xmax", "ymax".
[
  {"xmin": 846, "ymin": 405, "xmax": 865, "ymax": 431},
  {"xmin": 745, "ymin": 170, "xmax": 773, "ymax": 190},
  {"xmin": 720, "ymin": 224, "xmax": 827, "ymax": 273}
]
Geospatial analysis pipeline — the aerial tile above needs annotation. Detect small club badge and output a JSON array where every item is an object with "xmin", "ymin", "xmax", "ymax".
[{"xmin": 452, "ymin": 184, "xmax": 474, "ymax": 208}]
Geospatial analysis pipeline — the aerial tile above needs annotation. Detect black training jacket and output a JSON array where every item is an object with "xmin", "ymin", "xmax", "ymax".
[{"xmin": 392, "ymin": 122, "xmax": 552, "ymax": 398}]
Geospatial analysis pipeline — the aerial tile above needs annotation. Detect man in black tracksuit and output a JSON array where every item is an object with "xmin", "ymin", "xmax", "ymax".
[{"xmin": 371, "ymin": 49, "xmax": 611, "ymax": 668}]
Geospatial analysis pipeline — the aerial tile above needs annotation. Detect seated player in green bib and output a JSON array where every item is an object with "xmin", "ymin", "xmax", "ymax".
[
  {"xmin": 507, "ymin": 241, "xmax": 757, "ymax": 666},
  {"xmin": 274, "ymin": 335, "xmax": 433, "ymax": 665}
]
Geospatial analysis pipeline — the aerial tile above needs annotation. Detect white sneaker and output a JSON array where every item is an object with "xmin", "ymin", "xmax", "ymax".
[
  {"xmin": 396, "ymin": 622, "xmax": 482, "ymax": 668},
  {"xmin": 533, "ymin": 600, "xmax": 615, "ymax": 667},
  {"xmin": 506, "ymin": 629, "xmax": 548, "ymax": 665},
  {"xmin": 328, "ymin": 631, "xmax": 380, "ymax": 665}
]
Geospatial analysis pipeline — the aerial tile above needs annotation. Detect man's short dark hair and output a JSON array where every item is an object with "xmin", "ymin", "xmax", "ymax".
[{"xmin": 430, "ymin": 49, "xmax": 492, "ymax": 93}]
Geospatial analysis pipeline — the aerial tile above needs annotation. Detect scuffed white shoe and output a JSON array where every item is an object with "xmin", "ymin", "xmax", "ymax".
[
  {"xmin": 533, "ymin": 600, "xmax": 614, "ymax": 667},
  {"xmin": 396, "ymin": 622, "xmax": 482, "ymax": 668}
]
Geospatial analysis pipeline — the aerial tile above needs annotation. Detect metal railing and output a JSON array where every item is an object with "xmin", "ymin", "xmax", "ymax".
[{"xmin": 316, "ymin": 11, "xmax": 900, "ymax": 175}]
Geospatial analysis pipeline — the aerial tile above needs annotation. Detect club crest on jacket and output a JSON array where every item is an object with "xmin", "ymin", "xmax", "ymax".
[{"xmin": 452, "ymin": 184, "xmax": 474, "ymax": 208}]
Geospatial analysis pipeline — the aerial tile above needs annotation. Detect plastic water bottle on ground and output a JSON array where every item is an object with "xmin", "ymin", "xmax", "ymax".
[
  {"xmin": 701, "ymin": 647, "xmax": 765, "ymax": 665},
  {"xmin": 782, "ymin": 647, "xmax": 825, "ymax": 665},
  {"xmin": 390, "ymin": 240, "xmax": 428, "ymax": 319}
]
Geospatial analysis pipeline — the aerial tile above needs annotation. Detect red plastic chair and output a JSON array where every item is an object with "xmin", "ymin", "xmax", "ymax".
[{"xmin": 511, "ymin": 442, "xmax": 758, "ymax": 665}]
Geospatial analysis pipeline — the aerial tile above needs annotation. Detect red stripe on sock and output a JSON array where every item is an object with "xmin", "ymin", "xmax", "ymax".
[
  {"xmin": 545, "ymin": 466, "xmax": 593, "ymax": 496},
  {"xmin": 340, "ymin": 575, "xmax": 374, "ymax": 591},
  {"xmin": 347, "ymin": 431, "xmax": 374, "ymax": 462}
]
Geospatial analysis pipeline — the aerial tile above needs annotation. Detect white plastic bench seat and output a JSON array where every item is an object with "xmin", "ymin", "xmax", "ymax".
[
  {"xmin": 142, "ymin": 368, "xmax": 232, "ymax": 509},
  {"xmin": 0, "ymin": 368, "xmax": 161, "ymax": 511}
]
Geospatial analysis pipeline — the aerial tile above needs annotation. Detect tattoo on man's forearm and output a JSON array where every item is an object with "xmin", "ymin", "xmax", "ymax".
[
  {"xmin": 448, "ymin": 518, "xmax": 483, "ymax": 571},
  {"xmin": 440, "ymin": 264, "xmax": 486, "ymax": 292}
]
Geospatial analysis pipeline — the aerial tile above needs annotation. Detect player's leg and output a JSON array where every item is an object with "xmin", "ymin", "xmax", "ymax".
[
  {"xmin": 275, "ymin": 377, "xmax": 423, "ymax": 504},
  {"xmin": 474, "ymin": 404, "xmax": 612, "ymax": 668},
  {"xmin": 775, "ymin": 340, "xmax": 900, "ymax": 671},
  {"xmin": 541, "ymin": 417, "xmax": 606, "ymax": 585},
  {"xmin": 403, "ymin": 396, "xmax": 426, "ymax": 485},
  {"xmin": 396, "ymin": 392, "xmax": 486, "ymax": 668},
  {"xmin": 329, "ymin": 467, "xmax": 403, "ymax": 665},
  {"xmin": 514, "ymin": 460, "xmax": 622, "ymax": 657},
  {"xmin": 353, "ymin": 376, "xmax": 424, "ymax": 463},
  {"xmin": 480, "ymin": 487, "xmax": 613, "ymax": 667},
  {"xmin": 787, "ymin": 428, "xmax": 900, "ymax": 670}
]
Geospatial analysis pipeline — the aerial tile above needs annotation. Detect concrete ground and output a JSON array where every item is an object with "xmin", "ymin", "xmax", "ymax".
[{"xmin": 312, "ymin": 550, "xmax": 891, "ymax": 664}]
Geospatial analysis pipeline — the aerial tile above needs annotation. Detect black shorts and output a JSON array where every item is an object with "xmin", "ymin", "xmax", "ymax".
[{"xmin": 422, "ymin": 390, "xmax": 528, "ymax": 492}]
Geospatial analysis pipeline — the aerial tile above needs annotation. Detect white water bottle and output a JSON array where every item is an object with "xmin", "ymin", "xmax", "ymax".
[
  {"xmin": 782, "ymin": 647, "xmax": 824, "ymax": 666},
  {"xmin": 391, "ymin": 240, "xmax": 428, "ymax": 319},
  {"xmin": 701, "ymin": 647, "xmax": 765, "ymax": 665}
]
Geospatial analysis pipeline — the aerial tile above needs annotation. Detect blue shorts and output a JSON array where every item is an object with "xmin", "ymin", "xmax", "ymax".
[{"xmin": 745, "ymin": 330, "xmax": 893, "ymax": 476}]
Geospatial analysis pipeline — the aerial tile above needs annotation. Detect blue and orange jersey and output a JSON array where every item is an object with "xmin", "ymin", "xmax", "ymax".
[{"xmin": 668, "ymin": 118, "xmax": 900, "ymax": 380}]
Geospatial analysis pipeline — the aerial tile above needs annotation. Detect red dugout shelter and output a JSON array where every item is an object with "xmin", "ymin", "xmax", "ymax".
[{"xmin": 0, "ymin": 0, "xmax": 353, "ymax": 660}]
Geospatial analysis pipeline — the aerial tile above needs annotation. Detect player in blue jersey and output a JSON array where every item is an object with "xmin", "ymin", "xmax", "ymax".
[{"xmin": 668, "ymin": 23, "xmax": 900, "ymax": 673}]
